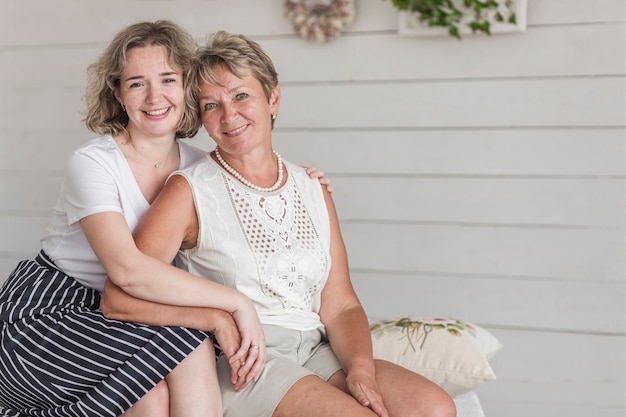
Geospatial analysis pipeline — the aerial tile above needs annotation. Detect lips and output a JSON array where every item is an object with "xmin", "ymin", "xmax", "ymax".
[
  {"xmin": 145, "ymin": 107, "xmax": 169, "ymax": 116},
  {"xmin": 224, "ymin": 124, "xmax": 248, "ymax": 136}
]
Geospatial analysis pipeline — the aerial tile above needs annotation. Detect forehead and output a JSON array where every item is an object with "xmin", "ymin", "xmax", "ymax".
[
  {"xmin": 199, "ymin": 65, "xmax": 259, "ymax": 94},
  {"xmin": 124, "ymin": 45, "xmax": 174, "ymax": 73}
]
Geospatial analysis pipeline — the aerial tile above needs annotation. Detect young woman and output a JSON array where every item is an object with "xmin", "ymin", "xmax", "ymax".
[{"xmin": 0, "ymin": 21, "xmax": 265, "ymax": 417}]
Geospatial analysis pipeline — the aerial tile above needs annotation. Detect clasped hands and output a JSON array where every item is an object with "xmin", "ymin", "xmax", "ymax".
[{"xmin": 212, "ymin": 305, "xmax": 266, "ymax": 392}]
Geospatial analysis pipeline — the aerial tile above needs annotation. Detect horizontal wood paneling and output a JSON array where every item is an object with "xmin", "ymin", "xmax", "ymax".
[
  {"xmin": 484, "ymin": 329, "xmax": 625, "ymax": 384},
  {"xmin": 274, "ymin": 129, "xmax": 625, "ymax": 176},
  {"xmin": 0, "ymin": 217, "xmax": 49, "ymax": 254},
  {"xmin": 278, "ymin": 77, "xmax": 625, "ymax": 128},
  {"xmin": 331, "ymin": 177, "xmax": 624, "ymax": 227},
  {"xmin": 343, "ymin": 223, "xmax": 624, "ymax": 281},
  {"xmin": 0, "ymin": 129, "xmax": 93, "ymax": 173},
  {"xmin": 475, "ymin": 329, "xmax": 625, "ymax": 416},
  {"xmin": 267, "ymin": 24, "xmax": 625, "ymax": 82},
  {"xmin": 353, "ymin": 271, "xmax": 625, "ymax": 332}
]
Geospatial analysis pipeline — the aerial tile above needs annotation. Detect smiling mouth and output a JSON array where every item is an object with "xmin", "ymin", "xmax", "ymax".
[
  {"xmin": 145, "ymin": 108, "xmax": 169, "ymax": 116},
  {"xmin": 225, "ymin": 124, "xmax": 248, "ymax": 136}
]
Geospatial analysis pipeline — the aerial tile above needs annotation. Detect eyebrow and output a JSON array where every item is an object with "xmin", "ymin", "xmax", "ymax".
[
  {"xmin": 123, "ymin": 71, "xmax": 179, "ymax": 82},
  {"xmin": 198, "ymin": 84, "xmax": 247, "ymax": 101}
]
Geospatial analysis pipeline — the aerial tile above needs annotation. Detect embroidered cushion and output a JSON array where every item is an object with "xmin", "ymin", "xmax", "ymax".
[{"xmin": 370, "ymin": 317, "xmax": 502, "ymax": 396}]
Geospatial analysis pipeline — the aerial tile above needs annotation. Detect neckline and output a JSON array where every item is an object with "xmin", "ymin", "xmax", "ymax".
[{"xmin": 209, "ymin": 152, "xmax": 288, "ymax": 193}]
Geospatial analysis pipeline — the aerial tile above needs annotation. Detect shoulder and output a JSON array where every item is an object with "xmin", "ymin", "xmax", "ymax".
[
  {"xmin": 284, "ymin": 160, "xmax": 309, "ymax": 180},
  {"xmin": 284, "ymin": 159, "xmax": 328, "ymax": 206},
  {"xmin": 66, "ymin": 134, "xmax": 119, "ymax": 171},
  {"xmin": 70, "ymin": 134, "xmax": 116, "ymax": 157},
  {"xmin": 284, "ymin": 160, "xmax": 319, "ymax": 189}
]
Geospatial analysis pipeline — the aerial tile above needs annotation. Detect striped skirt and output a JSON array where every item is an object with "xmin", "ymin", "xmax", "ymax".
[{"xmin": 0, "ymin": 252, "xmax": 218, "ymax": 417}]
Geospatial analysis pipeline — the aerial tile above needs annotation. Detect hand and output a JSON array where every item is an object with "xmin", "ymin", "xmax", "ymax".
[
  {"xmin": 305, "ymin": 166, "xmax": 334, "ymax": 193},
  {"xmin": 211, "ymin": 310, "xmax": 241, "ymax": 359},
  {"xmin": 210, "ymin": 309, "xmax": 244, "ymax": 381},
  {"xmin": 228, "ymin": 298, "xmax": 266, "ymax": 391},
  {"xmin": 346, "ymin": 369, "xmax": 389, "ymax": 417},
  {"xmin": 209, "ymin": 310, "xmax": 250, "ymax": 390}
]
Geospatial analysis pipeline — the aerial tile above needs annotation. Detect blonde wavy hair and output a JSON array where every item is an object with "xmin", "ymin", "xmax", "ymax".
[{"xmin": 83, "ymin": 20, "xmax": 201, "ymax": 138}]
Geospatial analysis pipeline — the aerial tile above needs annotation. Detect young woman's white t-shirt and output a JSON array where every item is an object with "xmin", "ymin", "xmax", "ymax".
[{"xmin": 40, "ymin": 134, "xmax": 206, "ymax": 292}]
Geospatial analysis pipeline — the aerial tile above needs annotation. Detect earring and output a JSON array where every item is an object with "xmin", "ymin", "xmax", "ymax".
[
  {"xmin": 271, "ymin": 113, "xmax": 277, "ymax": 120},
  {"xmin": 121, "ymin": 103, "xmax": 126, "ymax": 112}
]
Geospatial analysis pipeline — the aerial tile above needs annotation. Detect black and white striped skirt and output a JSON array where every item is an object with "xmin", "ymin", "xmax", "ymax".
[{"xmin": 0, "ymin": 251, "xmax": 218, "ymax": 417}]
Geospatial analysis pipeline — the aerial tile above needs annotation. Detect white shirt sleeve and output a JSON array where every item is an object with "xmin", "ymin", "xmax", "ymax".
[{"xmin": 62, "ymin": 150, "xmax": 124, "ymax": 225}]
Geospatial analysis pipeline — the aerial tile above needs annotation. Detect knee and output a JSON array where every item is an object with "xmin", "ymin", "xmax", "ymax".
[
  {"xmin": 195, "ymin": 339, "xmax": 218, "ymax": 369},
  {"xmin": 149, "ymin": 380, "xmax": 170, "ymax": 411},
  {"xmin": 198, "ymin": 338, "xmax": 217, "ymax": 356},
  {"xmin": 121, "ymin": 380, "xmax": 170, "ymax": 416},
  {"xmin": 427, "ymin": 389, "xmax": 457, "ymax": 417}
]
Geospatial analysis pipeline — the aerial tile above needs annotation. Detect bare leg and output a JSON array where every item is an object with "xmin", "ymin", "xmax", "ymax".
[
  {"xmin": 166, "ymin": 338, "xmax": 222, "ymax": 417},
  {"xmin": 119, "ymin": 380, "xmax": 169, "ymax": 417},
  {"xmin": 329, "ymin": 360, "xmax": 457, "ymax": 417},
  {"xmin": 273, "ymin": 360, "xmax": 456, "ymax": 417},
  {"xmin": 119, "ymin": 339, "xmax": 220, "ymax": 417},
  {"xmin": 273, "ymin": 375, "xmax": 377, "ymax": 417}
]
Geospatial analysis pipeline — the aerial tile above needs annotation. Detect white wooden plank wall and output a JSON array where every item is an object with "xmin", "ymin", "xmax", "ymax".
[{"xmin": 1, "ymin": 0, "xmax": 624, "ymax": 416}]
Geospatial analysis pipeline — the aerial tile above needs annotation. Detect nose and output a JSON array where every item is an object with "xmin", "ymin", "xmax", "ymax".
[
  {"xmin": 221, "ymin": 103, "xmax": 238, "ymax": 123},
  {"xmin": 145, "ymin": 84, "xmax": 162, "ymax": 103}
]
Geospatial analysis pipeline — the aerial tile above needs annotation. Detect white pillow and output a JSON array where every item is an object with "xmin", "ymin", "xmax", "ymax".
[{"xmin": 370, "ymin": 317, "xmax": 502, "ymax": 397}]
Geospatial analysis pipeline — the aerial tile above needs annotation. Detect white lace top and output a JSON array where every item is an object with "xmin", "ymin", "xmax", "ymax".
[{"xmin": 174, "ymin": 155, "xmax": 331, "ymax": 332}]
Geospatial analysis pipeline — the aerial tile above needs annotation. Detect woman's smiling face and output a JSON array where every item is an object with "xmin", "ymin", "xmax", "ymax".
[
  {"xmin": 198, "ymin": 64, "xmax": 280, "ymax": 155},
  {"xmin": 116, "ymin": 45, "xmax": 185, "ymax": 139}
]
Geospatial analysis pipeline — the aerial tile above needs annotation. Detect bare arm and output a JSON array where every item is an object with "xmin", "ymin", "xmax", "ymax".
[
  {"xmin": 101, "ymin": 278, "xmax": 242, "ymax": 359},
  {"xmin": 87, "ymin": 175, "xmax": 264, "ymax": 387},
  {"xmin": 318, "ymin": 188, "xmax": 388, "ymax": 417}
]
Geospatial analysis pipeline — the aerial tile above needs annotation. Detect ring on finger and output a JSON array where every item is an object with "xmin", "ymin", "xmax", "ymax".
[{"xmin": 251, "ymin": 345, "xmax": 259, "ymax": 349}]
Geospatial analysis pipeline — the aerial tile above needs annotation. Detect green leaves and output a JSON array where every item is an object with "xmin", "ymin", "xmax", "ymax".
[{"xmin": 389, "ymin": 0, "xmax": 517, "ymax": 39}]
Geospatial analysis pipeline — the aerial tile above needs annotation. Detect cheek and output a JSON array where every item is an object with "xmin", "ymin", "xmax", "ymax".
[
  {"xmin": 201, "ymin": 112, "xmax": 219, "ymax": 131},
  {"xmin": 122, "ymin": 93, "xmax": 142, "ymax": 109},
  {"xmin": 172, "ymin": 89, "xmax": 186, "ymax": 106}
]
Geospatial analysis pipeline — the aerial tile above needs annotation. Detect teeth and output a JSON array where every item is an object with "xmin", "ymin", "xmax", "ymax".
[
  {"xmin": 146, "ymin": 108, "xmax": 168, "ymax": 116},
  {"xmin": 227, "ymin": 125, "xmax": 246, "ymax": 135}
]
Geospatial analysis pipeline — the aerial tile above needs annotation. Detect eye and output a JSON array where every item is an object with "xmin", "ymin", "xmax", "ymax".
[
  {"xmin": 129, "ymin": 81, "xmax": 143, "ymax": 88},
  {"xmin": 235, "ymin": 93, "xmax": 249, "ymax": 101},
  {"xmin": 164, "ymin": 77, "xmax": 177, "ymax": 84},
  {"xmin": 203, "ymin": 102, "xmax": 217, "ymax": 111}
]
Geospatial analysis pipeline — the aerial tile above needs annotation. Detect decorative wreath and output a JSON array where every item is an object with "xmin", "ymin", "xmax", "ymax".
[{"xmin": 284, "ymin": 0, "xmax": 355, "ymax": 43}]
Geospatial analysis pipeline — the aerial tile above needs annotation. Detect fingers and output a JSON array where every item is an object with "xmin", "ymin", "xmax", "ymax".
[
  {"xmin": 246, "ymin": 344, "xmax": 265, "ymax": 382},
  {"xmin": 304, "ymin": 166, "xmax": 322, "ymax": 177},
  {"xmin": 229, "ymin": 343, "xmax": 266, "ymax": 391},
  {"xmin": 304, "ymin": 166, "xmax": 334, "ymax": 193},
  {"xmin": 353, "ymin": 383, "xmax": 389, "ymax": 417}
]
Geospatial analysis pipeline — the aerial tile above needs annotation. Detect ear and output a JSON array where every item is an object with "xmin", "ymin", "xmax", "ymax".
[
  {"xmin": 269, "ymin": 84, "xmax": 281, "ymax": 116},
  {"xmin": 114, "ymin": 88, "xmax": 123, "ymax": 107}
]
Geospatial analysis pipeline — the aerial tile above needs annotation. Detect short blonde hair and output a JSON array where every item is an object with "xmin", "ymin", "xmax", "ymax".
[
  {"xmin": 83, "ymin": 20, "xmax": 201, "ymax": 138},
  {"xmin": 194, "ymin": 31, "xmax": 279, "ymax": 127}
]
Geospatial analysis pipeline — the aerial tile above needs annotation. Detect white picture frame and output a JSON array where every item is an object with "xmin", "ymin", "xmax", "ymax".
[{"xmin": 398, "ymin": 0, "xmax": 527, "ymax": 37}]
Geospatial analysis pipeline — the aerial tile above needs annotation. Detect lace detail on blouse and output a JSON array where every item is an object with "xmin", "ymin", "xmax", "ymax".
[{"xmin": 226, "ymin": 177, "xmax": 327, "ymax": 312}]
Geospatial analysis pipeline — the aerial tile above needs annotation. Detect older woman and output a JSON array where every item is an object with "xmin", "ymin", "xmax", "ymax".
[{"xmin": 102, "ymin": 31, "xmax": 456, "ymax": 417}]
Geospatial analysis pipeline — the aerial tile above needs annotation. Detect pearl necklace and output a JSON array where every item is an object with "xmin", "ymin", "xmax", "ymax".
[{"xmin": 214, "ymin": 147, "xmax": 284, "ymax": 192}]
